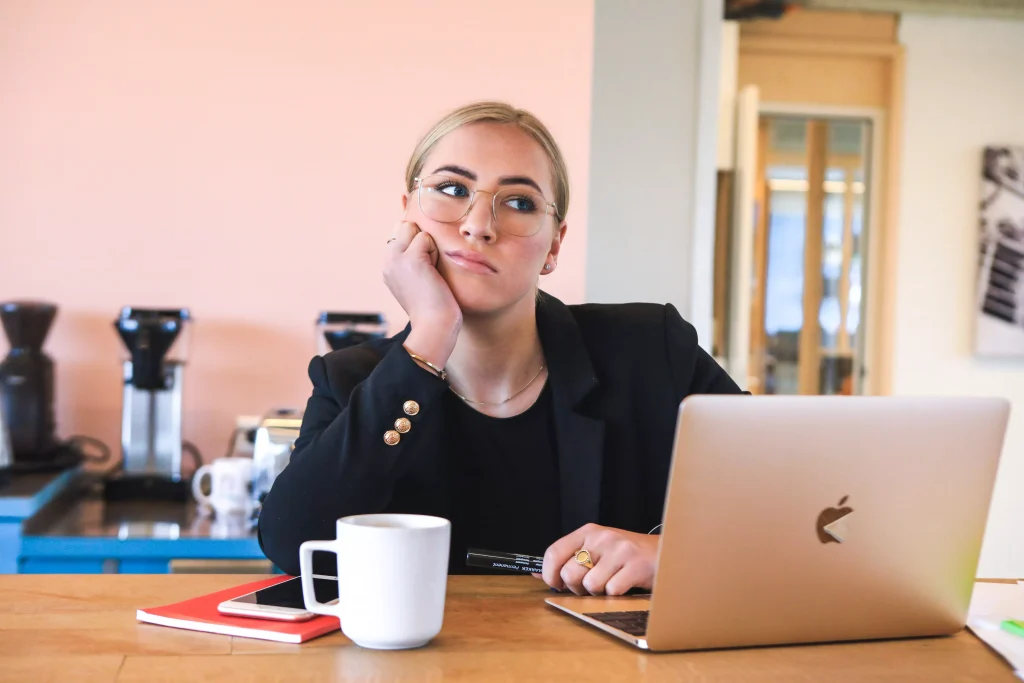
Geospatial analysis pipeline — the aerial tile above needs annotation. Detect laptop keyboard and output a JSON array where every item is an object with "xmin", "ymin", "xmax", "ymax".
[{"xmin": 584, "ymin": 610, "xmax": 649, "ymax": 637}]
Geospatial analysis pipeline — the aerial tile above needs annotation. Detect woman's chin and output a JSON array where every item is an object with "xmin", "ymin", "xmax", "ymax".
[
  {"xmin": 449, "ymin": 282, "xmax": 522, "ymax": 318},
  {"xmin": 452, "ymin": 292, "xmax": 505, "ymax": 317}
]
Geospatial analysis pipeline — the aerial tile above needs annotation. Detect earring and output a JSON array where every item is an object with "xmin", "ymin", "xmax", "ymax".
[{"xmin": 544, "ymin": 264, "xmax": 553, "ymax": 271}]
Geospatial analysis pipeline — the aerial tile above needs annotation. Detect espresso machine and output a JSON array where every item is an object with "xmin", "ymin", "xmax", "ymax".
[
  {"xmin": 105, "ymin": 307, "xmax": 193, "ymax": 501},
  {"xmin": 317, "ymin": 312, "xmax": 387, "ymax": 354}
]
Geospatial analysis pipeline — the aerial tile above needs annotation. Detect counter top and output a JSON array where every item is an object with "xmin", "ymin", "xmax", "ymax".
[
  {"xmin": 15, "ymin": 477, "xmax": 266, "ymax": 571},
  {"xmin": 0, "ymin": 468, "xmax": 79, "ymax": 518},
  {"xmin": 24, "ymin": 493, "xmax": 256, "ymax": 540},
  {"xmin": 0, "ymin": 574, "xmax": 1016, "ymax": 682}
]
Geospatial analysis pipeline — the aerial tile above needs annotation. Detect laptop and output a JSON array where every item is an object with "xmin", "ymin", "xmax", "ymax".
[{"xmin": 546, "ymin": 395, "xmax": 1010, "ymax": 651}]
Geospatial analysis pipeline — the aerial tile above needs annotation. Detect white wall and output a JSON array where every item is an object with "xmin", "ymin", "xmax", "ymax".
[
  {"xmin": 718, "ymin": 21, "xmax": 740, "ymax": 171},
  {"xmin": 585, "ymin": 0, "xmax": 722, "ymax": 345},
  {"xmin": 896, "ymin": 15, "xmax": 1024, "ymax": 577}
]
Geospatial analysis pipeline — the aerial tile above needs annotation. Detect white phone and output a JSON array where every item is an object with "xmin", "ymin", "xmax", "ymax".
[{"xmin": 217, "ymin": 575, "xmax": 338, "ymax": 622}]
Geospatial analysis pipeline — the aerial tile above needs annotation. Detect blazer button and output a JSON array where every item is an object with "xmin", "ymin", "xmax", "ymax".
[
  {"xmin": 403, "ymin": 400, "xmax": 420, "ymax": 416},
  {"xmin": 383, "ymin": 430, "xmax": 401, "ymax": 446},
  {"xmin": 394, "ymin": 418, "xmax": 411, "ymax": 434}
]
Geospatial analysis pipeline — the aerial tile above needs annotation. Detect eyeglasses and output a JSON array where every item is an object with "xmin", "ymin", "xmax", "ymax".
[{"xmin": 413, "ymin": 174, "xmax": 558, "ymax": 238}]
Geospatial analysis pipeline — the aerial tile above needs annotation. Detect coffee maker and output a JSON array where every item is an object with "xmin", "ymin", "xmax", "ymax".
[
  {"xmin": 105, "ymin": 307, "xmax": 192, "ymax": 501},
  {"xmin": 317, "ymin": 312, "xmax": 387, "ymax": 354},
  {"xmin": 0, "ymin": 301, "xmax": 76, "ymax": 472}
]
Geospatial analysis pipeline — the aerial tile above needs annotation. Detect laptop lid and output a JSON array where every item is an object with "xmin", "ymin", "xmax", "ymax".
[{"xmin": 645, "ymin": 395, "xmax": 1010, "ymax": 651}]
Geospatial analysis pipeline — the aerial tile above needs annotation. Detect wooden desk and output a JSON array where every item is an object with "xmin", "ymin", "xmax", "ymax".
[{"xmin": 0, "ymin": 575, "xmax": 1015, "ymax": 682}]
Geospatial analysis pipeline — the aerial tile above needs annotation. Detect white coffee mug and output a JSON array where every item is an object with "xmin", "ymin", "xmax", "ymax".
[
  {"xmin": 299, "ymin": 513, "xmax": 451, "ymax": 650},
  {"xmin": 209, "ymin": 510, "xmax": 252, "ymax": 539},
  {"xmin": 192, "ymin": 457, "xmax": 253, "ymax": 517}
]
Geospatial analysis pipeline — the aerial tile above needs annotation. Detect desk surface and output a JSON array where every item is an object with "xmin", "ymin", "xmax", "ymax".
[{"xmin": 0, "ymin": 575, "xmax": 1016, "ymax": 682}]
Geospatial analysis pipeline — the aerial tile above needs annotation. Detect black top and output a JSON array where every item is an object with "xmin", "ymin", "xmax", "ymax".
[
  {"xmin": 258, "ymin": 292, "xmax": 744, "ymax": 576},
  {"xmin": 445, "ymin": 382, "xmax": 561, "ymax": 574}
]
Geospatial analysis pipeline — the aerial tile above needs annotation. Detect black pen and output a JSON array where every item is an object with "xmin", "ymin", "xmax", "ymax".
[{"xmin": 466, "ymin": 548, "xmax": 544, "ymax": 574}]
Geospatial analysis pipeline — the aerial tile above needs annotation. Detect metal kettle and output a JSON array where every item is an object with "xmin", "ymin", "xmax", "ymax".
[
  {"xmin": 250, "ymin": 408, "xmax": 303, "ymax": 519},
  {"xmin": 0, "ymin": 399, "xmax": 12, "ymax": 481}
]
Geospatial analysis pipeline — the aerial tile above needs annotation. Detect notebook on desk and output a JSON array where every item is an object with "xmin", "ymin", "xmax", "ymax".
[{"xmin": 136, "ymin": 576, "xmax": 339, "ymax": 643}]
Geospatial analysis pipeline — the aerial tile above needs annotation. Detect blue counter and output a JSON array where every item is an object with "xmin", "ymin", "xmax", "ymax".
[
  {"xmin": 3, "ymin": 470, "xmax": 272, "ymax": 574},
  {"xmin": 0, "ymin": 468, "xmax": 80, "ymax": 574}
]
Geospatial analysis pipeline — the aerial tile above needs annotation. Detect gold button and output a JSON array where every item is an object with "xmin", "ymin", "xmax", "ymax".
[
  {"xmin": 383, "ymin": 430, "xmax": 400, "ymax": 446},
  {"xmin": 403, "ymin": 400, "xmax": 420, "ymax": 416},
  {"xmin": 395, "ymin": 417, "xmax": 411, "ymax": 434}
]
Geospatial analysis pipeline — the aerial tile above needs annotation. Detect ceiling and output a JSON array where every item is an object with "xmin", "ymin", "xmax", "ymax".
[{"xmin": 794, "ymin": 0, "xmax": 1024, "ymax": 19}]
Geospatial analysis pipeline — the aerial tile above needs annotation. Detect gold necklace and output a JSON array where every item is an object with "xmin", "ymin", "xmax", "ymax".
[{"xmin": 448, "ymin": 365, "xmax": 546, "ymax": 406}]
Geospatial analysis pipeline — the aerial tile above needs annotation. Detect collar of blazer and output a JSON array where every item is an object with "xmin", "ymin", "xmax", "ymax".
[
  {"xmin": 535, "ymin": 290, "xmax": 606, "ymax": 534},
  {"xmin": 395, "ymin": 290, "xmax": 606, "ymax": 535}
]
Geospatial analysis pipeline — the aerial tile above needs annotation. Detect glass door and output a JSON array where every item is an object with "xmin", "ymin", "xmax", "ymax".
[{"xmin": 749, "ymin": 116, "xmax": 872, "ymax": 395}]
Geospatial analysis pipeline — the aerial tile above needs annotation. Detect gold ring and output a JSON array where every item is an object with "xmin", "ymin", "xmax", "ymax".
[{"xmin": 574, "ymin": 549, "xmax": 594, "ymax": 569}]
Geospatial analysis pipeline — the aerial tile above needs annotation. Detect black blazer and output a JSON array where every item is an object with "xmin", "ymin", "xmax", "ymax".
[{"xmin": 258, "ymin": 292, "xmax": 742, "ymax": 575}]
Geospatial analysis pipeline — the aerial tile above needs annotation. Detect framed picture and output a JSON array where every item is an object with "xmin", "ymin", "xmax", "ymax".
[{"xmin": 976, "ymin": 146, "xmax": 1024, "ymax": 356}]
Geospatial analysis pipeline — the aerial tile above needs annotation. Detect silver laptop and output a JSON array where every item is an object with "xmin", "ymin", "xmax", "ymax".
[{"xmin": 546, "ymin": 395, "xmax": 1010, "ymax": 651}]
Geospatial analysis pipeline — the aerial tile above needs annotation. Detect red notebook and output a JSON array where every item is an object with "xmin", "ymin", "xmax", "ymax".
[{"xmin": 136, "ymin": 576, "xmax": 340, "ymax": 643}]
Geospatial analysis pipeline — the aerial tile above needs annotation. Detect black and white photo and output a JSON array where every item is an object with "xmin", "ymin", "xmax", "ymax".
[{"xmin": 976, "ymin": 146, "xmax": 1024, "ymax": 356}]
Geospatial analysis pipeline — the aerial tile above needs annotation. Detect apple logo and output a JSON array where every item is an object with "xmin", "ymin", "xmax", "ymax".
[{"xmin": 816, "ymin": 495, "xmax": 853, "ymax": 544}]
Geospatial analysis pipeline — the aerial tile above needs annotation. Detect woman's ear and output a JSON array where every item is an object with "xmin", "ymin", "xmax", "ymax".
[
  {"xmin": 402, "ymin": 194, "xmax": 409, "ymax": 211},
  {"xmin": 551, "ymin": 222, "xmax": 567, "ymax": 258},
  {"xmin": 542, "ymin": 222, "xmax": 568, "ymax": 275}
]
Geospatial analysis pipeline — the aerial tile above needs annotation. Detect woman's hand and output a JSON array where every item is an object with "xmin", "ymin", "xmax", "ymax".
[
  {"xmin": 535, "ymin": 523, "xmax": 659, "ymax": 596},
  {"xmin": 383, "ymin": 221, "xmax": 462, "ymax": 368}
]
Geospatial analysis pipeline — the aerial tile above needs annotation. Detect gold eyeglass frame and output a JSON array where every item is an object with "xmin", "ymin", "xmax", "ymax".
[{"xmin": 413, "ymin": 175, "xmax": 560, "ymax": 237}]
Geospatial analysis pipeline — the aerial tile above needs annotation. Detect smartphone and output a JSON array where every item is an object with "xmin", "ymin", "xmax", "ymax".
[{"xmin": 217, "ymin": 575, "xmax": 338, "ymax": 622}]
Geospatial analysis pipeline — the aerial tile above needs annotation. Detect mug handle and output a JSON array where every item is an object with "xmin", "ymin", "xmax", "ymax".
[
  {"xmin": 191, "ymin": 464, "xmax": 213, "ymax": 507},
  {"xmin": 299, "ymin": 540, "xmax": 340, "ymax": 616}
]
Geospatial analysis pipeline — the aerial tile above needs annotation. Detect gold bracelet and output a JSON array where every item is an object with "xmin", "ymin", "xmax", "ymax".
[{"xmin": 406, "ymin": 351, "xmax": 447, "ymax": 382}]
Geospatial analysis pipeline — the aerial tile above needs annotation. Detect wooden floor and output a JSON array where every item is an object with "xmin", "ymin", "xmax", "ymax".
[{"xmin": 0, "ymin": 574, "xmax": 1016, "ymax": 682}]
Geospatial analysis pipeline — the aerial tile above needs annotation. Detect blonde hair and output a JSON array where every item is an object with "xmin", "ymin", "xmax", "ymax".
[{"xmin": 405, "ymin": 101, "xmax": 569, "ymax": 221}]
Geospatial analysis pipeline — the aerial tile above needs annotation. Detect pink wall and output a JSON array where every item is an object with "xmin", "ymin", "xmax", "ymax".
[{"xmin": 0, "ymin": 0, "xmax": 593, "ymax": 465}]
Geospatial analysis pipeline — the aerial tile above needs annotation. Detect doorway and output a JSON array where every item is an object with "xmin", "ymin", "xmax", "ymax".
[{"xmin": 748, "ymin": 115, "xmax": 874, "ymax": 396}]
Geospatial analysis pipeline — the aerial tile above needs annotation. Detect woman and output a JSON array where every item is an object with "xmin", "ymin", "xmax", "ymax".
[{"xmin": 258, "ymin": 102, "xmax": 742, "ymax": 597}]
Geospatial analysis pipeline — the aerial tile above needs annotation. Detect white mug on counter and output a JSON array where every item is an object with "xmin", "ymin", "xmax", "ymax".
[
  {"xmin": 192, "ymin": 457, "xmax": 253, "ymax": 517},
  {"xmin": 299, "ymin": 513, "xmax": 451, "ymax": 650}
]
